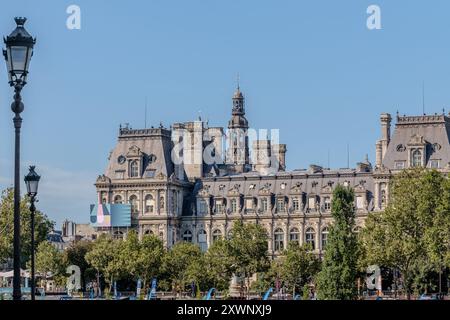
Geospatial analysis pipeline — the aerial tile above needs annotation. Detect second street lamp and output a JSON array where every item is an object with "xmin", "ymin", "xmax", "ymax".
[
  {"xmin": 24, "ymin": 166, "xmax": 40, "ymax": 301},
  {"xmin": 3, "ymin": 17, "xmax": 36, "ymax": 301}
]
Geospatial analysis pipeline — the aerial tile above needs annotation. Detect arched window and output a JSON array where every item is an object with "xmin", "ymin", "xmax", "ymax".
[
  {"xmin": 212, "ymin": 229, "xmax": 222, "ymax": 243},
  {"xmin": 183, "ymin": 230, "xmax": 192, "ymax": 242},
  {"xmin": 144, "ymin": 229, "xmax": 153, "ymax": 235},
  {"xmin": 274, "ymin": 228, "xmax": 284, "ymax": 252},
  {"xmin": 129, "ymin": 195, "xmax": 138, "ymax": 214},
  {"xmin": 412, "ymin": 149, "xmax": 422, "ymax": 167},
  {"xmin": 198, "ymin": 229, "xmax": 207, "ymax": 252},
  {"xmin": 321, "ymin": 227, "xmax": 329, "ymax": 250},
  {"xmin": 305, "ymin": 227, "xmax": 315, "ymax": 250},
  {"xmin": 114, "ymin": 195, "xmax": 123, "ymax": 204},
  {"xmin": 144, "ymin": 194, "xmax": 154, "ymax": 213},
  {"xmin": 130, "ymin": 160, "xmax": 139, "ymax": 177},
  {"xmin": 289, "ymin": 228, "xmax": 300, "ymax": 244}
]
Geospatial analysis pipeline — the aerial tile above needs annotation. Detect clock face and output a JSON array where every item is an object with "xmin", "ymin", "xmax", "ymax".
[{"xmin": 118, "ymin": 155, "xmax": 126, "ymax": 164}]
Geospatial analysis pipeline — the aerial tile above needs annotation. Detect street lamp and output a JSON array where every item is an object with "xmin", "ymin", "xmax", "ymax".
[
  {"xmin": 24, "ymin": 166, "xmax": 40, "ymax": 301},
  {"xmin": 3, "ymin": 17, "xmax": 36, "ymax": 301}
]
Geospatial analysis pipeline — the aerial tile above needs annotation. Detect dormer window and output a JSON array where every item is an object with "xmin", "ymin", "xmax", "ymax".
[
  {"xmin": 412, "ymin": 149, "xmax": 422, "ymax": 167},
  {"xmin": 130, "ymin": 160, "xmax": 139, "ymax": 177}
]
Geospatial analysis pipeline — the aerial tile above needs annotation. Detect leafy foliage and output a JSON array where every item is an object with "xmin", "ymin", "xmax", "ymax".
[
  {"xmin": 316, "ymin": 185, "xmax": 359, "ymax": 300},
  {"xmin": 0, "ymin": 188, "xmax": 54, "ymax": 266},
  {"xmin": 361, "ymin": 169, "xmax": 450, "ymax": 298}
]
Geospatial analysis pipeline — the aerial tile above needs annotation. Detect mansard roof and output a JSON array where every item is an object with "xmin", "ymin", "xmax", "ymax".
[
  {"xmin": 194, "ymin": 168, "xmax": 374, "ymax": 200},
  {"xmin": 382, "ymin": 114, "xmax": 450, "ymax": 168},
  {"xmin": 104, "ymin": 126, "xmax": 174, "ymax": 180}
]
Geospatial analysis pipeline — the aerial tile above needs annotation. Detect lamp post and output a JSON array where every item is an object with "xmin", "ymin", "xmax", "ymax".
[
  {"xmin": 3, "ymin": 17, "xmax": 36, "ymax": 300},
  {"xmin": 24, "ymin": 166, "xmax": 40, "ymax": 301}
]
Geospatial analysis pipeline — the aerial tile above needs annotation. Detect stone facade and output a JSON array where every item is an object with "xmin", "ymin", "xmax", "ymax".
[{"xmin": 94, "ymin": 87, "xmax": 450, "ymax": 255}]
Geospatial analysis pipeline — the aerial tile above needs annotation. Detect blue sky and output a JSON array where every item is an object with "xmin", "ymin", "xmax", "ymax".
[{"xmin": 1, "ymin": 0, "xmax": 450, "ymax": 226}]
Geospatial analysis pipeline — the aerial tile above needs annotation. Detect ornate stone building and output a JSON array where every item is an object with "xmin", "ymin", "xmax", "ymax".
[{"xmin": 94, "ymin": 86, "xmax": 450, "ymax": 256}]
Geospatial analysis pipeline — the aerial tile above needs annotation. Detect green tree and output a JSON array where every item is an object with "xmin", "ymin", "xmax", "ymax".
[
  {"xmin": 162, "ymin": 242, "xmax": 203, "ymax": 294},
  {"xmin": 0, "ymin": 188, "xmax": 54, "ymax": 266},
  {"xmin": 85, "ymin": 234, "xmax": 125, "ymax": 291},
  {"xmin": 280, "ymin": 243, "xmax": 321, "ymax": 296},
  {"xmin": 204, "ymin": 239, "xmax": 234, "ymax": 292},
  {"xmin": 228, "ymin": 221, "xmax": 270, "ymax": 297},
  {"xmin": 34, "ymin": 241, "xmax": 64, "ymax": 285},
  {"xmin": 63, "ymin": 241, "xmax": 93, "ymax": 290},
  {"xmin": 361, "ymin": 169, "xmax": 450, "ymax": 298},
  {"xmin": 316, "ymin": 185, "xmax": 359, "ymax": 300},
  {"xmin": 120, "ymin": 231, "xmax": 164, "ymax": 290}
]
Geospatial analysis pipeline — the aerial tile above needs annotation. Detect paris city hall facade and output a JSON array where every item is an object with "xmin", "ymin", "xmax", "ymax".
[{"xmin": 93, "ymin": 86, "xmax": 450, "ymax": 257}]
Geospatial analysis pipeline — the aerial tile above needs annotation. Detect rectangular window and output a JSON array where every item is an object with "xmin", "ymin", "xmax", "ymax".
[
  {"xmin": 197, "ymin": 199, "xmax": 207, "ymax": 215},
  {"xmin": 430, "ymin": 160, "xmax": 440, "ymax": 169},
  {"xmin": 215, "ymin": 200, "xmax": 224, "ymax": 214},
  {"xmin": 395, "ymin": 161, "xmax": 405, "ymax": 170},
  {"xmin": 231, "ymin": 199, "xmax": 238, "ymax": 213},
  {"xmin": 261, "ymin": 198, "xmax": 268, "ymax": 212},
  {"xmin": 245, "ymin": 199, "xmax": 254, "ymax": 210},
  {"xmin": 324, "ymin": 197, "xmax": 331, "ymax": 211},
  {"xmin": 276, "ymin": 198, "xmax": 285, "ymax": 213},
  {"xmin": 308, "ymin": 197, "xmax": 316, "ymax": 210},
  {"xmin": 292, "ymin": 198, "xmax": 300, "ymax": 211}
]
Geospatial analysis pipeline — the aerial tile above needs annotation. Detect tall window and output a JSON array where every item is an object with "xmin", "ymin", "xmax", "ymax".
[
  {"xmin": 114, "ymin": 195, "xmax": 123, "ymax": 204},
  {"xmin": 305, "ymin": 227, "xmax": 315, "ymax": 250},
  {"xmin": 130, "ymin": 160, "xmax": 139, "ymax": 177},
  {"xmin": 321, "ymin": 227, "xmax": 329, "ymax": 250},
  {"xmin": 231, "ymin": 199, "xmax": 238, "ymax": 213},
  {"xmin": 129, "ymin": 195, "xmax": 138, "ymax": 214},
  {"xmin": 198, "ymin": 199, "xmax": 208, "ymax": 215},
  {"xmin": 172, "ymin": 191, "xmax": 178, "ymax": 214},
  {"xmin": 198, "ymin": 229, "xmax": 207, "ymax": 252},
  {"xmin": 289, "ymin": 228, "xmax": 300, "ymax": 244},
  {"xmin": 183, "ymin": 230, "xmax": 192, "ymax": 242},
  {"xmin": 276, "ymin": 198, "xmax": 286, "ymax": 213},
  {"xmin": 323, "ymin": 197, "xmax": 331, "ymax": 211},
  {"xmin": 292, "ymin": 198, "xmax": 300, "ymax": 211},
  {"xmin": 144, "ymin": 194, "xmax": 154, "ymax": 213},
  {"xmin": 274, "ymin": 228, "xmax": 284, "ymax": 252},
  {"xmin": 261, "ymin": 198, "xmax": 268, "ymax": 212},
  {"xmin": 215, "ymin": 199, "xmax": 224, "ymax": 214},
  {"xmin": 212, "ymin": 229, "xmax": 222, "ymax": 243},
  {"xmin": 412, "ymin": 149, "xmax": 422, "ymax": 167}
]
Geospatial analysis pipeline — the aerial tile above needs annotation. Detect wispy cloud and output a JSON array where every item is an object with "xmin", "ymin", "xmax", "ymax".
[{"xmin": 0, "ymin": 158, "xmax": 96, "ymax": 228}]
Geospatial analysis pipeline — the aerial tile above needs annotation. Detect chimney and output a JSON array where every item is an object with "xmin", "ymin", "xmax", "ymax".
[
  {"xmin": 252, "ymin": 140, "xmax": 271, "ymax": 174},
  {"xmin": 380, "ymin": 113, "xmax": 392, "ymax": 159},
  {"xmin": 273, "ymin": 144, "xmax": 287, "ymax": 172}
]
